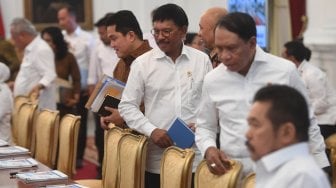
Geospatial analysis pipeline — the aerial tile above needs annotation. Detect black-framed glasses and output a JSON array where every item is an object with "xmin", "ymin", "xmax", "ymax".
[{"xmin": 150, "ymin": 29, "xmax": 175, "ymax": 37}]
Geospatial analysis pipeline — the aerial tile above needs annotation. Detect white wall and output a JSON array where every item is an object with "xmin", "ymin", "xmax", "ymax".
[{"xmin": 0, "ymin": 0, "xmax": 227, "ymax": 38}]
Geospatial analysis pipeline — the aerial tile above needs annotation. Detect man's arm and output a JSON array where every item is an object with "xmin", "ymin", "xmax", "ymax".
[
  {"xmin": 289, "ymin": 68, "xmax": 330, "ymax": 168},
  {"xmin": 118, "ymin": 60, "xmax": 157, "ymax": 136}
]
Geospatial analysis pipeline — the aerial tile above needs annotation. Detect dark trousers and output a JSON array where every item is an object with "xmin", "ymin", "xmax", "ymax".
[
  {"xmin": 57, "ymin": 103, "xmax": 77, "ymax": 118},
  {"xmin": 145, "ymin": 171, "xmax": 195, "ymax": 188},
  {"xmin": 318, "ymin": 124, "xmax": 336, "ymax": 139},
  {"xmin": 76, "ymin": 92, "xmax": 89, "ymax": 161},
  {"xmin": 94, "ymin": 113, "xmax": 104, "ymax": 177}
]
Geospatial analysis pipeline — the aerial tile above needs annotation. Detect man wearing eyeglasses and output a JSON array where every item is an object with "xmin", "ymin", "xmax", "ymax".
[{"xmin": 118, "ymin": 3, "xmax": 212, "ymax": 188}]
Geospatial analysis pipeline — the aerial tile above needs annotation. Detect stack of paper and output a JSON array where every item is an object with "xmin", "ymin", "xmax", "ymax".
[
  {"xmin": 46, "ymin": 184, "xmax": 89, "ymax": 188},
  {"xmin": 85, "ymin": 74, "xmax": 125, "ymax": 116},
  {"xmin": 0, "ymin": 146, "xmax": 29, "ymax": 157},
  {"xmin": 16, "ymin": 170, "xmax": 68, "ymax": 183},
  {"xmin": 0, "ymin": 158, "xmax": 38, "ymax": 169},
  {"xmin": 0, "ymin": 139, "xmax": 8, "ymax": 147}
]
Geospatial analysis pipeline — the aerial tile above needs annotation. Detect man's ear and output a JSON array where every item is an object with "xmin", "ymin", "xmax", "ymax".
[
  {"xmin": 247, "ymin": 36, "xmax": 257, "ymax": 51},
  {"xmin": 127, "ymin": 31, "xmax": 136, "ymax": 42},
  {"xmin": 277, "ymin": 122, "xmax": 297, "ymax": 146}
]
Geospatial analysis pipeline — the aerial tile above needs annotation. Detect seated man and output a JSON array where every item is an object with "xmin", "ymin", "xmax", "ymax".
[{"xmin": 246, "ymin": 85, "xmax": 330, "ymax": 188}]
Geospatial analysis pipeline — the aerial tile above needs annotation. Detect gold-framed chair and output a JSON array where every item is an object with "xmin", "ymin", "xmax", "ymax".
[
  {"xmin": 76, "ymin": 126, "xmax": 125, "ymax": 188},
  {"xmin": 194, "ymin": 159, "xmax": 243, "ymax": 188},
  {"xmin": 56, "ymin": 114, "xmax": 80, "ymax": 179},
  {"xmin": 15, "ymin": 102, "xmax": 38, "ymax": 152},
  {"xmin": 160, "ymin": 146, "xmax": 195, "ymax": 188},
  {"xmin": 241, "ymin": 173, "xmax": 255, "ymax": 188},
  {"xmin": 11, "ymin": 95, "xmax": 31, "ymax": 144},
  {"xmin": 34, "ymin": 109, "xmax": 60, "ymax": 168},
  {"xmin": 117, "ymin": 132, "xmax": 148, "ymax": 188},
  {"xmin": 326, "ymin": 134, "xmax": 336, "ymax": 188}
]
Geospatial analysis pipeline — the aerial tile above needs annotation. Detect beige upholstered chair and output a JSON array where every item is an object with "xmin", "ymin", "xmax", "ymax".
[
  {"xmin": 195, "ymin": 159, "xmax": 242, "ymax": 188},
  {"xmin": 34, "ymin": 109, "xmax": 60, "ymax": 168},
  {"xmin": 242, "ymin": 173, "xmax": 255, "ymax": 188},
  {"xmin": 160, "ymin": 146, "xmax": 195, "ymax": 188},
  {"xmin": 326, "ymin": 134, "xmax": 336, "ymax": 188},
  {"xmin": 11, "ymin": 95, "xmax": 31, "ymax": 144},
  {"xmin": 76, "ymin": 126, "xmax": 125, "ymax": 188},
  {"xmin": 56, "ymin": 114, "xmax": 80, "ymax": 179},
  {"xmin": 15, "ymin": 102, "xmax": 38, "ymax": 152},
  {"xmin": 117, "ymin": 132, "xmax": 148, "ymax": 188}
]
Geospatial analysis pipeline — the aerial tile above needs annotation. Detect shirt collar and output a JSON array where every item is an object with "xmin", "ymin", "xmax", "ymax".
[
  {"xmin": 297, "ymin": 60, "xmax": 308, "ymax": 72},
  {"xmin": 25, "ymin": 36, "xmax": 39, "ymax": 53},
  {"xmin": 257, "ymin": 142, "xmax": 310, "ymax": 172},
  {"xmin": 253, "ymin": 45, "xmax": 269, "ymax": 63},
  {"xmin": 122, "ymin": 40, "xmax": 152, "ymax": 65},
  {"xmin": 153, "ymin": 43, "xmax": 190, "ymax": 61},
  {"xmin": 63, "ymin": 26, "xmax": 82, "ymax": 37}
]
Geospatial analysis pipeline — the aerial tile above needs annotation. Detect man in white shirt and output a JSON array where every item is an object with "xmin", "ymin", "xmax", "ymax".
[
  {"xmin": 58, "ymin": 5, "xmax": 94, "ymax": 168},
  {"xmin": 0, "ymin": 62, "xmax": 13, "ymax": 142},
  {"xmin": 118, "ymin": 4, "xmax": 212, "ymax": 188},
  {"xmin": 87, "ymin": 13, "xmax": 119, "ymax": 178},
  {"xmin": 11, "ymin": 18, "xmax": 57, "ymax": 110},
  {"xmin": 282, "ymin": 40, "xmax": 336, "ymax": 139},
  {"xmin": 195, "ymin": 12, "xmax": 329, "ymax": 176},
  {"xmin": 246, "ymin": 85, "xmax": 330, "ymax": 188}
]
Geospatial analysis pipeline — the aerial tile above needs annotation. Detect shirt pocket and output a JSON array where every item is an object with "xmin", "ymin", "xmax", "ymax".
[{"xmin": 187, "ymin": 80, "xmax": 203, "ymax": 109}]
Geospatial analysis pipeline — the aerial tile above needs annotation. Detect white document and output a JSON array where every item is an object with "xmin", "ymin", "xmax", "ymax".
[
  {"xmin": 16, "ymin": 170, "xmax": 68, "ymax": 183},
  {"xmin": 0, "ymin": 158, "xmax": 38, "ymax": 169}
]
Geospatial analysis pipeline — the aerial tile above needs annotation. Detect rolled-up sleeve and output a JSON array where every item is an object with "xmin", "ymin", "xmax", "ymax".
[
  {"xmin": 36, "ymin": 47, "xmax": 56, "ymax": 87},
  {"xmin": 118, "ymin": 60, "xmax": 157, "ymax": 136}
]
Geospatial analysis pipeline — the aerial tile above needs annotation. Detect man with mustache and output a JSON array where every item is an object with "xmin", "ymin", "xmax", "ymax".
[
  {"xmin": 118, "ymin": 4, "xmax": 212, "ymax": 188},
  {"xmin": 195, "ymin": 12, "xmax": 329, "ymax": 176},
  {"xmin": 246, "ymin": 85, "xmax": 330, "ymax": 188}
]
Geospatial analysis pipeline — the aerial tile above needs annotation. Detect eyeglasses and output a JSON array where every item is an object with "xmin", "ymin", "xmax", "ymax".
[{"xmin": 150, "ymin": 29, "xmax": 176, "ymax": 37}]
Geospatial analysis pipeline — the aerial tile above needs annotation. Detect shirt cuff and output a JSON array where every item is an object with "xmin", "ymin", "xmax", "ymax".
[
  {"xmin": 142, "ymin": 122, "xmax": 158, "ymax": 137},
  {"xmin": 313, "ymin": 151, "xmax": 330, "ymax": 168}
]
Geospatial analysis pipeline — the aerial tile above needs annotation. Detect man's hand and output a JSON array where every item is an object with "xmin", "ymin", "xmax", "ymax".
[
  {"xmin": 150, "ymin": 128, "xmax": 173, "ymax": 148},
  {"xmin": 88, "ymin": 85, "xmax": 95, "ymax": 96},
  {"xmin": 29, "ymin": 84, "xmax": 44, "ymax": 99},
  {"xmin": 100, "ymin": 107, "xmax": 124, "ymax": 130},
  {"xmin": 64, "ymin": 93, "xmax": 80, "ymax": 107},
  {"xmin": 205, "ymin": 146, "xmax": 231, "ymax": 175},
  {"xmin": 188, "ymin": 123, "xmax": 196, "ymax": 132}
]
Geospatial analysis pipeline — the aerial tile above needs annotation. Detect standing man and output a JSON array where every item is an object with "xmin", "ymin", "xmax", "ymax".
[
  {"xmin": 11, "ymin": 18, "xmax": 57, "ymax": 110},
  {"xmin": 100, "ymin": 10, "xmax": 152, "ymax": 129},
  {"xmin": 282, "ymin": 40, "xmax": 336, "ymax": 139},
  {"xmin": 118, "ymin": 4, "xmax": 212, "ymax": 188},
  {"xmin": 198, "ymin": 7, "xmax": 227, "ymax": 67},
  {"xmin": 195, "ymin": 12, "xmax": 329, "ymax": 176},
  {"xmin": 58, "ymin": 4, "xmax": 95, "ymax": 168},
  {"xmin": 246, "ymin": 85, "xmax": 330, "ymax": 188},
  {"xmin": 87, "ymin": 13, "xmax": 119, "ymax": 178}
]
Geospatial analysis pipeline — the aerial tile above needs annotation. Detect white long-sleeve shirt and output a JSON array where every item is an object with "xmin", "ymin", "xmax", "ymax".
[
  {"xmin": 255, "ymin": 143, "xmax": 330, "ymax": 188},
  {"xmin": 119, "ymin": 46, "xmax": 212, "ymax": 173},
  {"xmin": 298, "ymin": 61, "xmax": 336, "ymax": 125},
  {"xmin": 87, "ymin": 39, "xmax": 119, "ymax": 84},
  {"xmin": 14, "ymin": 36, "xmax": 57, "ymax": 110},
  {"xmin": 63, "ymin": 26, "xmax": 94, "ymax": 89},
  {"xmin": 0, "ymin": 63, "xmax": 13, "ymax": 142},
  {"xmin": 195, "ymin": 46, "xmax": 329, "ymax": 174}
]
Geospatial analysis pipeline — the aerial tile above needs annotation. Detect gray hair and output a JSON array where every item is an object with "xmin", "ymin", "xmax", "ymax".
[{"xmin": 10, "ymin": 18, "xmax": 37, "ymax": 36}]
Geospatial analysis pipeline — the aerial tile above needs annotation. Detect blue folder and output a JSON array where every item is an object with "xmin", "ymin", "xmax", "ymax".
[{"xmin": 167, "ymin": 117, "xmax": 195, "ymax": 149}]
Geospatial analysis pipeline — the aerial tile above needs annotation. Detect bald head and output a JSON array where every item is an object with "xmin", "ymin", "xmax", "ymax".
[{"xmin": 199, "ymin": 7, "xmax": 227, "ymax": 50}]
